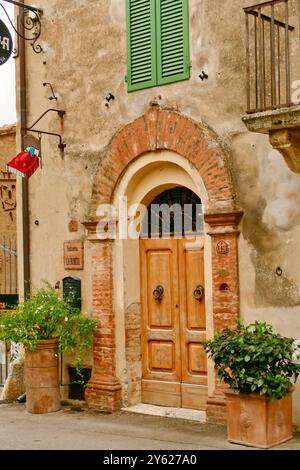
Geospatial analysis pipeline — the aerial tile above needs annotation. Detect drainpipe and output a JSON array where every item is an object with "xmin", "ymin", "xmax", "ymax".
[{"xmin": 19, "ymin": 0, "xmax": 30, "ymax": 297}]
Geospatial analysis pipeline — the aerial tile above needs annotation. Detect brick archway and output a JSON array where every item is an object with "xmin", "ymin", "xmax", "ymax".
[
  {"xmin": 88, "ymin": 106, "xmax": 235, "ymax": 216},
  {"xmin": 84, "ymin": 106, "xmax": 243, "ymax": 418}
]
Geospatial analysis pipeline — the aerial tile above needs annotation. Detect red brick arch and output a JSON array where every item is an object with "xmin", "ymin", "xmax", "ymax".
[
  {"xmin": 84, "ymin": 106, "xmax": 243, "ymax": 420},
  {"xmin": 88, "ymin": 106, "xmax": 236, "ymax": 219}
]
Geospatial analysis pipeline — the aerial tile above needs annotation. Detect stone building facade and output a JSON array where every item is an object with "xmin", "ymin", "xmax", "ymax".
[
  {"xmin": 0, "ymin": 125, "xmax": 16, "ymax": 237},
  {"xmin": 14, "ymin": 0, "xmax": 300, "ymax": 424}
]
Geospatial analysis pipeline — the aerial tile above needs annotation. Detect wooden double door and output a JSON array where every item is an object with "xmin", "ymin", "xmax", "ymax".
[{"xmin": 140, "ymin": 238, "xmax": 208, "ymax": 410}]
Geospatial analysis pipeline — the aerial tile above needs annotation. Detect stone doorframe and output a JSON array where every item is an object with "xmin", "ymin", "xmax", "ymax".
[{"xmin": 83, "ymin": 106, "xmax": 243, "ymax": 416}]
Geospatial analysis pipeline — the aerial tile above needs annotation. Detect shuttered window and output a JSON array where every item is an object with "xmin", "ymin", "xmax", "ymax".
[
  {"xmin": 126, "ymin": 0, "xmax": 157, "ymax": 91},
  {"xmin": 126, "ymin": 0, "xmax": 190, "ymax": 92}
]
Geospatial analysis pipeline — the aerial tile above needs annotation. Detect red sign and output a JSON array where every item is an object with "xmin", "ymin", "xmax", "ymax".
[{"xmin": 6, "ymin": 149, "xmax": 39, "ymax": 179}]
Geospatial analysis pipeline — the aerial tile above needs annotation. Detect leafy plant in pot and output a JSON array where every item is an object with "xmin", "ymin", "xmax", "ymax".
[
  {"xmin": 205, "ymin": 321, "xmax": 300, "ymax": 449},
  {"xmin": 0, "ymin": 286, "xmax": 97, "ymax": 414}
]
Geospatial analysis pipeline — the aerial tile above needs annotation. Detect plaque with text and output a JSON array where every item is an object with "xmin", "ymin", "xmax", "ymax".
[{"xmin": 64, "ymin": 240, "xmax": 84, "ymax": 270}]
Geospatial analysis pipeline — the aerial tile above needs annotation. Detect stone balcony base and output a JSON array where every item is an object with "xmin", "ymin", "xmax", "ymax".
[{"xmin": 242, "ymin": 105, "xmax": 300, "ymax": 173}]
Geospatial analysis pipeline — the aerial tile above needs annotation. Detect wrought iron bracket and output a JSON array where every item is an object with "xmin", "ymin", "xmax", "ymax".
[
  {"xmin": 22, "ymin": 108, "xmax": 66, "ymax": 151},
  {"xmin": 0, "ymin": 0, "xmax": 43, "ymax": 57}
]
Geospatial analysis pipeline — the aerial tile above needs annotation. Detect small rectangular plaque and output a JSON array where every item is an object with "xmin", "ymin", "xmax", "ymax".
[{"xmin": 64, "ymin": 240, "xmax": 84, "ymax": 270}]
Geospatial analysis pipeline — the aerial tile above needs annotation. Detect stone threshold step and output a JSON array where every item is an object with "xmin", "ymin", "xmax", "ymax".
[{"xmin": 122, "ymin": 403, "xmax": 207, "ymax": 423}]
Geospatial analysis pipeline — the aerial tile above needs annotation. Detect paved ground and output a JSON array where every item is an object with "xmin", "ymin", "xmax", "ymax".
[{"xmin": 0, "ymin": 402, "xmax": 299, "ymax": 450}]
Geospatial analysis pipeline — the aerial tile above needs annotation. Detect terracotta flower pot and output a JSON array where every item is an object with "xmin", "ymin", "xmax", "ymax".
[
  {"xmin": 224, "ymin": 388, "xmax": 293, "ymax": 449},
  {"xmin": 25, "ymin": 338, "xmax": 61, "ymax": 414}
]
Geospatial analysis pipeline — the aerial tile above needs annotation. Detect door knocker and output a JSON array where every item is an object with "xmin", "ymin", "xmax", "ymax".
[
  {"xmin": 193, "ymin": 285, "xmax": 204, "ymax": 301},
  {"xmin": 153, "ymin": 285, "xmax": 164, "ymax": 301}
]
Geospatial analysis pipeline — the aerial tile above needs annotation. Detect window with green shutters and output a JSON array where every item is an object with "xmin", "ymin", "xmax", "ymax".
[{"xmin": 126, "ymin": 0, "xmax": 190, "ymax": 92}]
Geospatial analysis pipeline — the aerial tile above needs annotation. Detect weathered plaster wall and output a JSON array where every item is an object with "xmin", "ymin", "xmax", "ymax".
[
  {"xmin": 0, "ymin": 125, "xmax": 15, "ymax": 168},
  {"xmin": 0, "ymin": 125, "xmax": 16, "ymax": 294},
  {"xmin": 19, "ymin": 0, "xmax": 300, "ymax": 420}
]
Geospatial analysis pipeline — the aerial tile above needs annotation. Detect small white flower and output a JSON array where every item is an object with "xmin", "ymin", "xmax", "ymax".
[
  {"xmin": 64, "ymin": 317, "xmax": 68, "ymax": 322},
  {"xmin": 292, "ymin": 340, "xmax": 300, "ymax": 364}
]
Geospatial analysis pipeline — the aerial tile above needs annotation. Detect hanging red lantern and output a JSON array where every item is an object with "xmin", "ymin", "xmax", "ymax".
[{"xmin": 6, "ymin": 147, "xmax": 40, "ymax": 179}]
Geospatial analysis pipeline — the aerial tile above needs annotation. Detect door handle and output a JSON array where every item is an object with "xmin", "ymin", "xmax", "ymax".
[
  {"xmin": 153, "ymin": 285, "xmax": 164, "ymax": 301},
  {"xmin": 193, "ymin": 285, "xmax": 204, "ymax": 301}
]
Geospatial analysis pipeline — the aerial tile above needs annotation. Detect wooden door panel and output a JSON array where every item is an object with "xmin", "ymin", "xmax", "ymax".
[
  {"xmin": 140, "ymin": 239, "xmax": 181, "ymax": 407},
  {"xmin": 149, "ymin": 341, "xmax": 175, "ymax": 372},
  {"xmin": 147, "ymin": 251, "xmax": 172, "ymax": 328},
  {"xmin": 179, "ymin": 238, "xmax": 208, "ymax": 409},
  {"xmin": 140, "ymin": 237, "xmax": 208, "ymax": 410},
  {"xmin": 187, "ymin": 343, "xmax": 206, "ymax": 375},
  {"xmin": 186, "ymin": 342, "xmax": 208, "ymax": 386},
  {"xmin": 181, "ymin": 384, "xmax": 208, "ymax": 410},
  {"xmin": 142, "ymin": 380, "xmax": 181, "ymax": 408},
  {"xmin": 185, "ymin": 249, "xmax": 206, "ymax": 330}
]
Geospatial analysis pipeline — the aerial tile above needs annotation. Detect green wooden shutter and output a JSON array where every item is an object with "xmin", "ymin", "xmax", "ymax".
[
  {"xmin": 156, "ymin": 0, "xmax": 190, "ymax": 86},
  {"xmin": 126, "ymin": 0, "xmax": 157, "ymax": 92}
]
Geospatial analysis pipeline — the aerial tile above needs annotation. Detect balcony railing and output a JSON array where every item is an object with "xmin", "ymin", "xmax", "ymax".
[{"xmin": 244, "ymin": 0, "xmax": 294, "ymax": 114}]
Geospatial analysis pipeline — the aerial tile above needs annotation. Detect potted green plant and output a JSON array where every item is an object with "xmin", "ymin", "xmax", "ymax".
[
  {"xmin": 205, "ymin": 320, "xmax": 300, "ymax": 449},
  {"xmin": 0, "ymin": 286, "xmax": 96, "ymax": 414}
]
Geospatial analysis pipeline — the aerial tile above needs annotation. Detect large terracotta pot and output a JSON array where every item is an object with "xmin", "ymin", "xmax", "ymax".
[
  {"xmin": 25, "ymin": 338, "xmax": 61, "ymax": 414},
  {"xmin": 224, "ymin": 389, "xmax": 293, "ymax": 449}
]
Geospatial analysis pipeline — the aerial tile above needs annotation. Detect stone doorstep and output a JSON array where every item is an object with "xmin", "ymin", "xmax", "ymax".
[{"xmin": 121, "ymin": 404, "xmax": 207, "ymax": 423}]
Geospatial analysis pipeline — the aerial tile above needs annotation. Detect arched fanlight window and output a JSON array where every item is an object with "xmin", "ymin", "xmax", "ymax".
[{"xmin": 141, "ymin": 186, "xmax": 203, "ymax": 239}]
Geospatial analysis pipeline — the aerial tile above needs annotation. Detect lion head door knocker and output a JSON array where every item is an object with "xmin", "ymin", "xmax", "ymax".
[
  {"xmin": 193, "ymin": 285, "xmax": 205, "ymax": 302},
  {"xmin": 153, "ymin": 285, "xmax": 164, "ymax": 301}
]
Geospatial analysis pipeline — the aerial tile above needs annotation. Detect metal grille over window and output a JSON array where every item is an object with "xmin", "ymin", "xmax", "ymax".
[{"xmin": 141, "ymin": 186, "xmax": 203, "ymax": 238}]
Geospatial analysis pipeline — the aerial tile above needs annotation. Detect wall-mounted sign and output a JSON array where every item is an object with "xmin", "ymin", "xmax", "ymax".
[
  {"xmin": 0, "ymin": 20, "xmax": 13, "ymax": 66},
  {"xmin": 6, "ymin": 146, "xmax": 40, "ymax": 179},
  {"xmin": 64, "ymin": 240, "xmax": 84, "ymax": 270}
]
